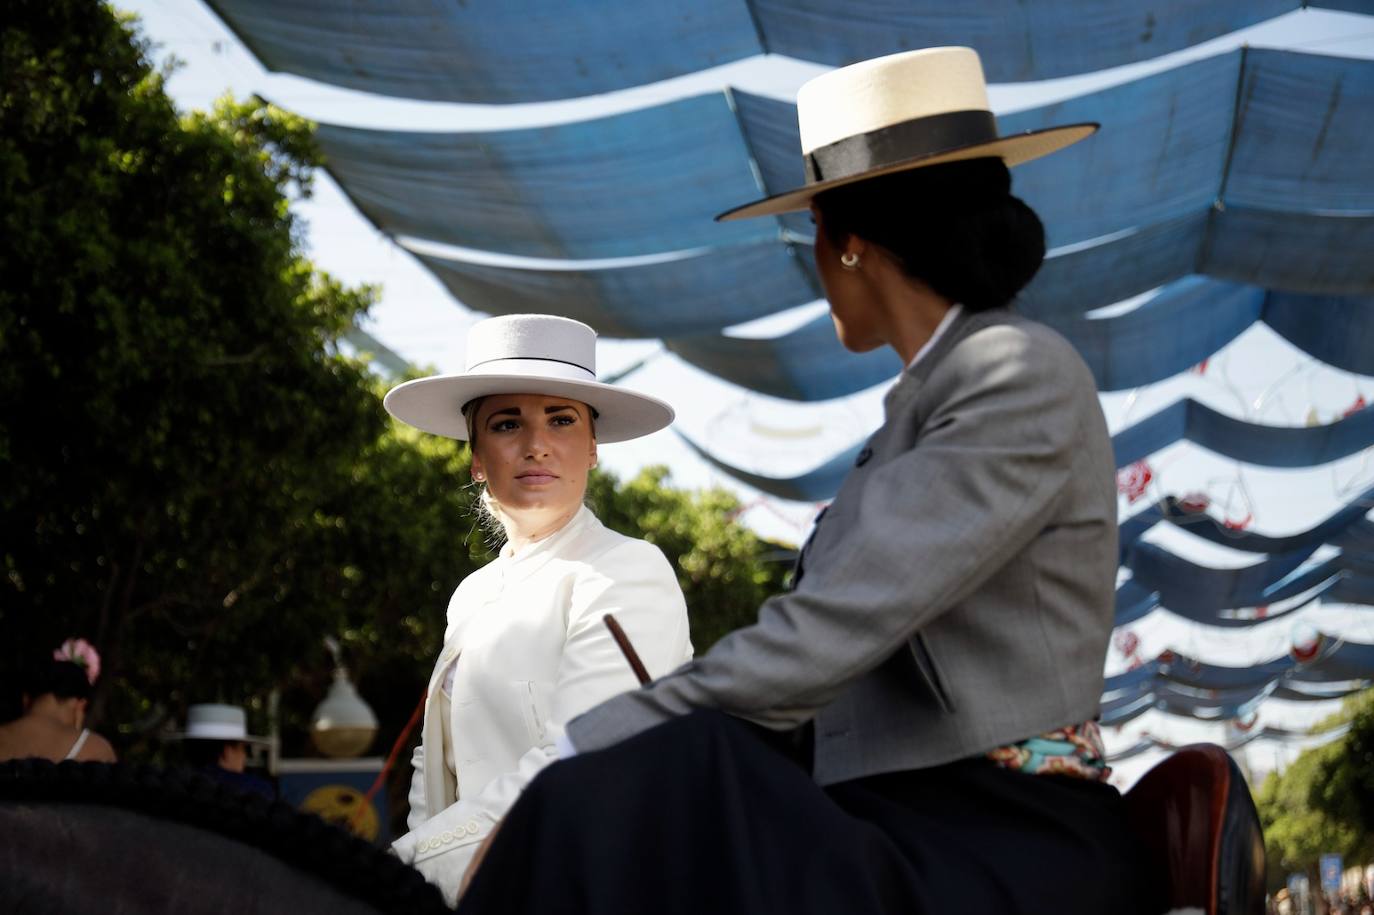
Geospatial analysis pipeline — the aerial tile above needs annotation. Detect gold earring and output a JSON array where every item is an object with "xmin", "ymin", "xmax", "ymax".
[{"xmin": 840, "ymin": 252, "xmax": 860, "ymax": 271}]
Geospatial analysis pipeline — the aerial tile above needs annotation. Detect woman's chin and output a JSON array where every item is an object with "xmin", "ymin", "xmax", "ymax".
[
  {"xmin": 829, "ymin": 316, "xmax": 884, "ymax": 353},
  {"xmin": 496, "ymin": 488, "xmax": 583, "ymax": 518},
  {"xmin": 834, "ymin": 332, "xmax": 885, "ymax": 354}
]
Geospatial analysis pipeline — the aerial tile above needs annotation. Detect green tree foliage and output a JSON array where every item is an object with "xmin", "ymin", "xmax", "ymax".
[
  {"xmin": 1, "ymin": 0, "xmax": 790, "ymax": 769},
  {"xmin": 1312, "ymin": 687, "xmax": 1374, "ymax": 845},
  {"xmin": 1257, "ymin": 689, "xmax": 1374, "ymax": 890}
]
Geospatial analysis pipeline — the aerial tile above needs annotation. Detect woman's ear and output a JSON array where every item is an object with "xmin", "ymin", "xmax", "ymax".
[
  {"xmin": 846, "ymin": 236, "xmax": 867, "ymax": 259},
  {"xmin": 471, "ymin": 454, "xmax": 486, "ymax": 483}
]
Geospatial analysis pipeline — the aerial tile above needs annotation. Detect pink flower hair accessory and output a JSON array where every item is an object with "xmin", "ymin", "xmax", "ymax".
[{"xmin": 54, "ymin": 638, "xmax": 101, "ymax": 685}]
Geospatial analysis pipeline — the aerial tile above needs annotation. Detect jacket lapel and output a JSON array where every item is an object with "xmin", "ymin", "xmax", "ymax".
[{"xmin": 422, "ymin": 634, "xmax": 462, "ymax": 815}]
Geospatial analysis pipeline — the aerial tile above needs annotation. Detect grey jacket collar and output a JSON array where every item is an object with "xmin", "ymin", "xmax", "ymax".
[{"xmin": 883, "ymin": 307, "xmax": 1013, "ymax": 417}]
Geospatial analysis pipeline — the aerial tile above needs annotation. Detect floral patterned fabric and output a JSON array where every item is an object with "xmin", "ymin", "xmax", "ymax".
[{"xmin": 986, "ymin": 721, "xmax": 1110, "ymax": 781}]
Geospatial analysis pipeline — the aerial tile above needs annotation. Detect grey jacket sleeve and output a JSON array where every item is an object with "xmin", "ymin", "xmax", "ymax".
[{"xmin": 566, "ymin": 325, "xmax": 1092, "ymax": 753}]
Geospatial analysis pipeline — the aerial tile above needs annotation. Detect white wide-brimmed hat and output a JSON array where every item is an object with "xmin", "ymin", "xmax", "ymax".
[
  {"xmin": 383, "ymin": 314, "xmax": 674, "ymax": 443},
  {"xmin": 718, "ymin": 46, "xmax": 1098, "ymax": 221},
  {"xmin": 179, "ymin": 703, "xmax": 270, "ymax": 744}
]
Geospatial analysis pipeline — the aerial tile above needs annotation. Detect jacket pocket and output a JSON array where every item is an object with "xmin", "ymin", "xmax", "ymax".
[
  {"xmin": 908, "ymin": 633, "xmax": 957, "ymax": 714},
  {"xmin": 513, "ymin": 680, "xmax": 551, "ymax": 745}
]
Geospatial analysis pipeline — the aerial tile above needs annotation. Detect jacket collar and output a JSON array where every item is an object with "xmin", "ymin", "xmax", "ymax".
[
  {"xmin": 496, "ymin": 504, "xmax": 598, "ymax": 580},
  {"xmin": 882, "ymin": 306, "xmax": 1012, "ymax": 416}
]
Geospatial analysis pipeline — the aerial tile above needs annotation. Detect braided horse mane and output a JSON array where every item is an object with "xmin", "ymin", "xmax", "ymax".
[{"xmin": 0, "ymin": 759, "xmax": 448, "ymax": 915}]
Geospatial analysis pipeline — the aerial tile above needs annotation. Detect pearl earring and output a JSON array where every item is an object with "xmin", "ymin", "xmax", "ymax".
[{"xmin": 840, "ymin": 252, "xmax": 860, "ymax": 270}]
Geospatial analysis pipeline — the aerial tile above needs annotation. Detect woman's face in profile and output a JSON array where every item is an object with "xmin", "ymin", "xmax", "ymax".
[
  {"xmin": 810, "ymin": 204, "xmax": 885, "ymax": 353},
  {"xmin": 471, "ymin": 393, "xmax": 597, "ymax": 517}
]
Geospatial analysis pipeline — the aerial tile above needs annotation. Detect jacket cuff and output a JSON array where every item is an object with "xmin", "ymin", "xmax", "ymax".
[{"xmin": 412, "ymin": 814, "xmax": 489, "ymax": 862}]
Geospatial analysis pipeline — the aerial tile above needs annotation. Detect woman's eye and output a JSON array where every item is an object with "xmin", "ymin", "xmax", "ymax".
[
  {"xmin": 490, "ymin": 419, "xmax": 518, "ymax": 432},
  {"xmin": 551, "ymin": 414, "xmax": 575, "ymax": 426}
]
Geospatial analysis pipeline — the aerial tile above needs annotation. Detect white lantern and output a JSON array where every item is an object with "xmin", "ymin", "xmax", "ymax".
[{"xmin": 310, "ymin": 667, "xmax": 378, "ymax": 758}]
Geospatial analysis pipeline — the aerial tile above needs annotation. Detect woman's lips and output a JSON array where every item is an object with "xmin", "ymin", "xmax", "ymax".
[{"xmin": 515, "ymin": 471, "xmax": 558, "ymax": 485}]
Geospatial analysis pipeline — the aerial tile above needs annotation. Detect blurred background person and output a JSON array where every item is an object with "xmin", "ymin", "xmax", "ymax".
[
  {"xmin": 0, "ymin": 638, "xmax": 116, "ymax": 763},
  {"xmin": 179, "ymin": 702, "xmax": 275, "ymax": 800}
]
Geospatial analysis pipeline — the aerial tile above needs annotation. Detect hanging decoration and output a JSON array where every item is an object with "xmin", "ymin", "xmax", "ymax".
[{"xmin": 1116, "ymin": 460, "xmax": 1154, "ymax": 504}]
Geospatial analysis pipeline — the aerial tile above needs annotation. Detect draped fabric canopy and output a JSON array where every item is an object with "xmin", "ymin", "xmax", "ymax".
[
  {"xmin": 1100, "ymin": 633, "xmax": 1374, "ymax": 727},
  {"xmin": 311, "ymin": 48, "xmax": 1374, "ymax": 264},
  {"xmin": 208, "ymin": 0, "xmax": 1374, "ymax": 102},
  {"xmin": 313, "ymin": 93, "xmax": 772, "ymax": 260},
  {"xmin": 667, "ymin": 279, "xmax": 1374, "ymax": 401},
  {"xmin": 309, "ymin": 48, "xmax": 1374, "ymax": 386},
  {"xmin": 1120, "ymin": 487, "xmax": 1374, "ymax": 559},
  {"xmin": 413, "ymin": 242, "xmax": 820, "ymax": 339},
  {"xmin": 677, "ymin": 395, "xmax": 1374, "ymax": 503}
]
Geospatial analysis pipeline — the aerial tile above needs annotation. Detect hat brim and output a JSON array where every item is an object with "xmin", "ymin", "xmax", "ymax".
[
  {"xmin": 717, "ymin": 123, "xmax": 1098, "ymax": 222},
  {"xmin": 172, "ymin": 732, "xmax": 272, "ymax": 745},
  {"xmin": 384, "ymin": 374, "xmax": 674, "ymax": 444}
]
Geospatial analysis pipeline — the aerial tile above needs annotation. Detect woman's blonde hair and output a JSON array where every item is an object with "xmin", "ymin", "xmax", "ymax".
[{"xmin": 463, "ymin": 398, "xmax": 506, "ymax": 542}]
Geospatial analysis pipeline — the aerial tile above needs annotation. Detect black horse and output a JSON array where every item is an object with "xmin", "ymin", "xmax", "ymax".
[{"xmin": 0, "ymin": 759, "xmax": 448, "ymax": 914}]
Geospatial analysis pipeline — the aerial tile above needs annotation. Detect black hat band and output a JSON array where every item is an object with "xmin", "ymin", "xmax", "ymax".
[{"xmin": 803, "ymin": 109, "xmax": 999, "ymax": 185}]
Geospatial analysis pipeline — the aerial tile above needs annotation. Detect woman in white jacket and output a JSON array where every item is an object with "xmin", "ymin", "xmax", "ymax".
[{"xmin": 383, "ymin": 314, "xmax": 692, "ymax": 904}]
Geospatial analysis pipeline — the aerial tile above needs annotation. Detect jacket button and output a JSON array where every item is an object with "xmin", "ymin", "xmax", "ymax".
[
  {"xmin": 417, "ymin": 839, "xmax": 430, "ymax": 852},
  {"xmin": 855, "ymin": 446, "xmax": 873, "ymax": 467},
  {"xmin": 466, "ymin": 820, "xmax": 480, "ymax": 833},
  {"xmin": 442, "ymin": 830, "xmax": 454, "ymax": 842}
]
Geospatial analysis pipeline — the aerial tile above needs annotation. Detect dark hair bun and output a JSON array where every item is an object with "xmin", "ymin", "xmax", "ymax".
[
  {"xmin": 813, "ymin": 158, "xmax": 1045, "ymax": 312},
  {"xmin": 27, "ymin": 660, "xmax": 93, "ymax": 701}
]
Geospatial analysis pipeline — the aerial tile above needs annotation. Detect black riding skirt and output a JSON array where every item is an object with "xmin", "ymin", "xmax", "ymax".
[{"xmin": 457, "ymin": 710, "xmax": 1155, "ymax": 915}]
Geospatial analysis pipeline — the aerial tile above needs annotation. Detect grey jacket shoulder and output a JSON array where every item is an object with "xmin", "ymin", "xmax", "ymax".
[{"xmin": 919, "ymin": 308, "xmax": 1096, "ymax": 393}]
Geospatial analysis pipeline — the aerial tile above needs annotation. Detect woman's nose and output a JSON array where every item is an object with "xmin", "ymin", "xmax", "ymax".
[{"xmin": 523, "ymin": 426, "xmax": 550, "ymax": 457}]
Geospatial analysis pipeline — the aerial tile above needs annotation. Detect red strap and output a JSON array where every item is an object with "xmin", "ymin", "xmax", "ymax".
[{"xmin": 352, "ymin": 688, "xmax": 427, "ymax": 830}]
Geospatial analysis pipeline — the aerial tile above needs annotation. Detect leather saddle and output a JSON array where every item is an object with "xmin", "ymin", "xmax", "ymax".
[{"xmin": 1123, "ymin": 743, "xmax": 1267, "ymax": 915}]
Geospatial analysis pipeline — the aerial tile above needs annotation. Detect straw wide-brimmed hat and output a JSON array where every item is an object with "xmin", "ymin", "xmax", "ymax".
[
  {"xmin": 383, "ymin": 314, "xmax": 674, "ymax": 443},
  {"xmin": 718, "ymin": 46, "xmax": 1098, "ymax": 221},
  {"xmin": 177, "ymin": 703, "xmax": 270, "ymax": 744}
]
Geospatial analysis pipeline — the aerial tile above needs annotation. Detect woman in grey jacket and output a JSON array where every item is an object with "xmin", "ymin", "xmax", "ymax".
[{"xmin": 459, "ymin": 48, "xmax": 1155, "ymax": 915}]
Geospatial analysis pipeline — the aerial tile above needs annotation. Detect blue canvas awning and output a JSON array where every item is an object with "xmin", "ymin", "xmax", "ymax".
[
  {"xmin": 1098, "ymin": 632, "xmax": 1374, "ymax": 725},
  {"xmin": 1111, "ymin": 396, "xmax": 1374, "ymax": 469},
  {"xmin": 206, "ymin": 0, "xmax": 1372, "ymax": 102},
  {"xmin": 309, "ymin": 50, "xmax": 1373, "ymax": 265},
  {"xmin": 313, "ymin": 93, "xmax": 772, "ymax": 260},
  {"xmin": 665, "ymin": 283, "xmax": 1374, "ymax": 403},
  {"xmin": 1119, "ymin": 484, "xmax": 1374, "ymax": 558},
  {"xmin": 1128, "ymin": 542, "xmax": 1323, "ymax": 612},
  {"xmin": 682, "ymin": 392, "xmax": 1374, "ymax": 502},
  {"xmin": 412, "ymin": 241, "xmax": 819, "ymax": 338},
  {"xmin": 666, "ymin": 277, "xmax": 1275, "ymax": 400},
  {"xmin": 205, "ymin": 0, "xmax": 763, "ymax": 103}
]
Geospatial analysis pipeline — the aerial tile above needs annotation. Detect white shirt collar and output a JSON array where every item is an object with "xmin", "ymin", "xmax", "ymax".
[{"xmin": 906, "ymin": 304, "xmax": 964, "ymax": 371}]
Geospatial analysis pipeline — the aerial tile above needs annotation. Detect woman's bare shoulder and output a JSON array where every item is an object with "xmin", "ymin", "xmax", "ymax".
[{"xmin": 74, "ymin": 730, "xmax": 117, "ymax": 762}]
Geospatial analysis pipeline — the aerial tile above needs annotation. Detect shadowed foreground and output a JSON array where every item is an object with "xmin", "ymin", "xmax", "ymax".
[{"xmin": 0, "ymin": 760, "xmax": 447, "ymax": 915}]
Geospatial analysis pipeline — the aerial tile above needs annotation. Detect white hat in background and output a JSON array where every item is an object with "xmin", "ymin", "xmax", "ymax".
[{"xmin": 180, "ymin": 703, "xmax": 270, "ymax": 744}]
